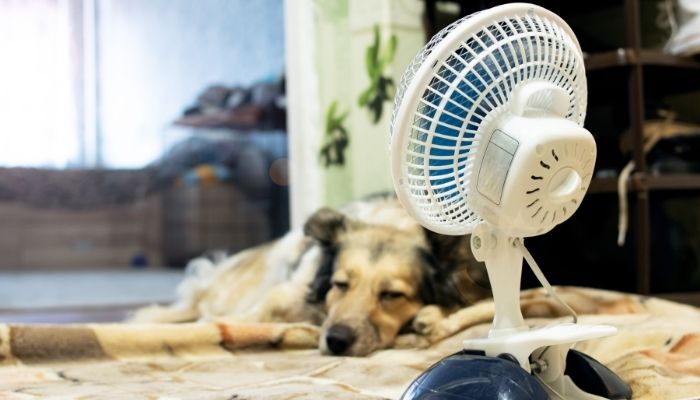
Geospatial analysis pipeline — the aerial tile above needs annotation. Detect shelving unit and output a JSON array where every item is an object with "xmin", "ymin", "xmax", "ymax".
[
  {"xmin": 174, "ymin": 104, "xmax": 286, "ymax": 131},
  {"xmin": 585, "ymin": 49, "xmax": 700, "ymax": 70},
  {"xmin": 425, "ymin": 0, "xmax": 700, "ymax": 304}
]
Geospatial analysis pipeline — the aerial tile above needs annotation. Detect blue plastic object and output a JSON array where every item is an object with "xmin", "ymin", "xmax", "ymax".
[{"xmin": 401, "ymin": 351, "xmax": 550, "ymax": 400}]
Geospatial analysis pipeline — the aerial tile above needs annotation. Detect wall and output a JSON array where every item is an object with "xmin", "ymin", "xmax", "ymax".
[
  {"xmin": 97, "ymin": 0, "xmax": 285, "ymax": 167},
  {"xmin": 347, "ymin": 0, "xmax": 425, "ymax": 201},
  {"xmin": 285, "ymin": 0, "xmax": 425, "ymax": 227}
]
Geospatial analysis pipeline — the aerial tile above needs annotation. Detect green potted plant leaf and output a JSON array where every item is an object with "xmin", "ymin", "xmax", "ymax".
[
  {"xmin": 319, "ymin": 101, "xmax": 350, "ymax": 167},
  {"xmin": 358, "ymin": 25, "xmax": 398, "ymax": 124}
]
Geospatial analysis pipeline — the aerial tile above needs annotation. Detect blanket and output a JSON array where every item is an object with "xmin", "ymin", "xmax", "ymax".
[{"xmin": 1, "ymin": 288, "xmax": 699, "ymax": 399}]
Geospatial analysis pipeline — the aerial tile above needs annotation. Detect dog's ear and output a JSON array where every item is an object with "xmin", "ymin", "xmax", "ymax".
[
  {"xmin": 417, "ymin": 251, "xmax": 465, "ymax": 308},
  {"xmin": 421, "ymin": 228, "xmax": 491, "ymax": 306},
  {"xmin": 303, "ymin": 207, "xmax": 349, "ymax": 246},
  {"xmin": 303, "ymin": 207, "xmax": 348, "ymax": 305},
  {"xmin": 422, "ymin": 228, "xmax": 469, "ymax": 262}
]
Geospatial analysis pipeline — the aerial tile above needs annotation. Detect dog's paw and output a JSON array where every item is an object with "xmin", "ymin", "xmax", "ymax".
[
  {"xmin": 394, "ymin": 333, "xmax": 431, "ymax": 349},
  {"xmin": 426, "ymin": 318, "xmax": 462, "ymax": 343},
  {"xmin": 412, "ymin": 305, "xmax": 446, "ymax": 337},
  {"xmin": 279, "ymin": 323, "xmax": 321, "ymax": 349}
]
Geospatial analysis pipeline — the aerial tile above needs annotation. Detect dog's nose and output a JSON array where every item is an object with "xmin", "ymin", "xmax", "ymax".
[{"xmin": 325, "ymin": 324, "xmax": 356, "ymax": 355}]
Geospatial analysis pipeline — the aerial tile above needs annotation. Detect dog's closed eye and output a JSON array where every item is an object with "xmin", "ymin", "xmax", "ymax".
[
  {"xmin": 332, "ymin": 280, "xmax": 349, "ymax": 291},
  {"xmin": 380, "ymin": 290, "xmax": 406, "ymax": 301}
]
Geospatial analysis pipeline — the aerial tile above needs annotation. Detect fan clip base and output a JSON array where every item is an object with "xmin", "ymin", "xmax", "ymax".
[{"xmin": 463, "ymin": 323, "xmax": 617, "ymax": 399}]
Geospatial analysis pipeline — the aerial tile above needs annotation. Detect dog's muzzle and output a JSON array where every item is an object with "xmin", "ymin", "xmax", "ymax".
[{"xmin": 325, "ymin": 324, "xmax": 356, "ymax": 355}]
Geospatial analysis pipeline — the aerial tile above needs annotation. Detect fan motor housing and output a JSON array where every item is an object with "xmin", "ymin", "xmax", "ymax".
[{"xmin": 471, "ymin": 115, "xmax": 596, "ymax": 237}]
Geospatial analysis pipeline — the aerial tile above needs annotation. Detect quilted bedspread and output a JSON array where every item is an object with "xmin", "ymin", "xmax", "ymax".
[{"xmin": 1, "ymin": 288, "xmax": 699, "ymax": 399}]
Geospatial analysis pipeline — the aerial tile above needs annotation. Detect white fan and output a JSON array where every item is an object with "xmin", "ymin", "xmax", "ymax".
[{"xmin": 390, "ymin": 3, "xmax": 629, "ymax": 399}]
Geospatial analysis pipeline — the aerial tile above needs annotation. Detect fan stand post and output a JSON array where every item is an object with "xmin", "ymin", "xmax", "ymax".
[{"xmin": 470, "ymin": 223, "xmax": 527, "ymax": 337}]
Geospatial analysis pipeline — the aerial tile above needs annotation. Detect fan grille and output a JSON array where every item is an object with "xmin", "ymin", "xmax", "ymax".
[{"xmin": 391, "ymin": 6, "xmax": 586, "ymax": 234}]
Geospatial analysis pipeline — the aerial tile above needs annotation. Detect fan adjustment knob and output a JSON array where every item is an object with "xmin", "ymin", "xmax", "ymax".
[
  {"xmin": 548, "ymin": 167, "xmax": 582, "ymax": 203},
  {"xmin": 471, "ymin": 223, "xmax": 497, "ymax": 262}
]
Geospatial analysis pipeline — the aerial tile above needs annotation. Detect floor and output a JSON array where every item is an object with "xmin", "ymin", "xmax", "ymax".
[{"xmin": 0, "ymin": 269, "xmax": 184, "ymax": 323}]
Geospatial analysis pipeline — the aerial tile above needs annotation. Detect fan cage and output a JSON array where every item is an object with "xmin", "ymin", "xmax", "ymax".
[{"xmin": 390, "ymin": 5, "xmax": 587, "ymax": 234}]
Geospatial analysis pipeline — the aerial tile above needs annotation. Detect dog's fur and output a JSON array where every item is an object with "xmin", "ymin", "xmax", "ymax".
[{"xmin": 131, "ymin": 195, "xmax": 491, "ymax": 356}]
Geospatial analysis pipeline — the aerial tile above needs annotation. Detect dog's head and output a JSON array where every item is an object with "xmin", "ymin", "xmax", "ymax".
[{"xmin": 303, "ymin": 207, "xmax": 486, "ymax": 356}]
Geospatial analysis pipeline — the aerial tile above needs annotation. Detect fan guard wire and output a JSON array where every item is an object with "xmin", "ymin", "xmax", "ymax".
[{"xmin": 390, "ymin": 6, "xmax": 587, "ymax": 235}]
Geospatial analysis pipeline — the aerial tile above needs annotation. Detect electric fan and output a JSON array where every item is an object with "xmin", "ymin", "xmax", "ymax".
[{"xmin": 390, "ymin": 3, "xmax": 632, "ymax": 399}]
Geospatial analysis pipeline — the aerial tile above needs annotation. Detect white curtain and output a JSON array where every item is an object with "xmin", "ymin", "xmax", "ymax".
[{"xmin": 0, "ymin": 0, "xmax": 79, "ymax": 167}]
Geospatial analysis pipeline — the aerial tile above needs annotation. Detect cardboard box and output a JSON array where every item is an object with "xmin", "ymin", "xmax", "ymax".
[{"xmin": 162, "ymin": 185, "xmax": 270, "ymax": 265}]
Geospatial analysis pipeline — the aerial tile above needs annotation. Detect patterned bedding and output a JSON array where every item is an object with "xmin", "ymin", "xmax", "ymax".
[{"xmin": 0, "ymin": 288, "xmax": 699, "ymax": 399}]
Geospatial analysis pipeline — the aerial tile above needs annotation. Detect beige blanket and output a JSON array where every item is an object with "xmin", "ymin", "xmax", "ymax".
[{"xmin": 1, "ymin": 288, "xmax": 699, "ymax": 399}]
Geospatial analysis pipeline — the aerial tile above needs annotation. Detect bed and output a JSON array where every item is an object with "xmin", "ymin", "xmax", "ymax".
[{"xmin": 0, "ymin": 288, "xmax": 699, "ymax": 399}]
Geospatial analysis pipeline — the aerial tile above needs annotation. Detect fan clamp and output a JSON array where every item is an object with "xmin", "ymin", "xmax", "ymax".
[{"xmin": 469, "ymin": 223, "xmax": 617, "ymax": 399}]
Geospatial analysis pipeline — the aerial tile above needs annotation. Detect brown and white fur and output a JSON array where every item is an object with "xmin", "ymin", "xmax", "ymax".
[{"xmin": 131, "ymin": 195, "xmax": 490, "ymax": 356}]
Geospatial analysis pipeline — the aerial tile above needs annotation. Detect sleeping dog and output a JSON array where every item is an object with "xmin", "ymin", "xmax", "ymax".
[{"xmin": 131, "ymin": 195, "xmax": 491, "ymax": 356}]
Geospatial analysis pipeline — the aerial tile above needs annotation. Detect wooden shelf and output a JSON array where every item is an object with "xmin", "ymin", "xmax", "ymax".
[
  {"xmin": 588, "ymin": 176, "xmax": 621, "ymax": 194},
  {"xmin": 647, "ymin": 174, "xmax": 700, "ymax": 191},
  {"xmin": 588, "ymin": 174, "xmax": 700, "ymax": 194},
  {"xmin": 585, "ymin": 49, "xmax": 700, "ymax": 71},
  {"xmin": 585, "ymin": 49, "xmax": 628, "ymax": 70}
]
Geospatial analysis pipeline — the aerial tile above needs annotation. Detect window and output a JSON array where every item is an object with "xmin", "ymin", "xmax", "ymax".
[
  {"xmin": 0, "ymin": 0, "xmax": 286, "ymax": 169},
  {"xmin": 0, "ymin": 0, "xmax": 80, "ymax": 167}
]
